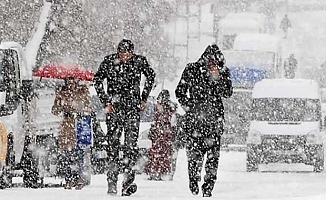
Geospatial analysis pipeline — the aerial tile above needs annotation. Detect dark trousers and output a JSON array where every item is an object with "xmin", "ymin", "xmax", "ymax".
[
  {"xmin": 21, "ymin": 136, "xmax": 39, "ymax": 188},
  {"xmin": 185, "ymin": 111, "xmax": 223, "ymax": 192},
  {"xmin": 105, "ymin": 110, "xmax": 140, "ymax": 186},
  {"xmin": 58, "ymin": 148, "xmax": 84, "ymax": 183},
  {"xmin": 58, "ymin": 149, "xmax": 77, "ymax": 183},
  {"xmin": 186, "ymin": 136, "xmax": 221, "ymax": 183},
  {"xmin": 76, "ymin": 147, "xmax": 85, "ymax": 181}
]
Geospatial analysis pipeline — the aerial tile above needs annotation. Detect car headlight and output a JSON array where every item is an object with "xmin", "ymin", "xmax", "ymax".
[{"xmin": 247, "ymin": 130, "xmax": 262, "ymax": 144}]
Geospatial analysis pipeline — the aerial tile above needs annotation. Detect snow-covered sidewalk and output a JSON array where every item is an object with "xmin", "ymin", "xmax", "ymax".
[{"xmin": 2, "ymin": 150, "xmax": 326, "ymax": 200}]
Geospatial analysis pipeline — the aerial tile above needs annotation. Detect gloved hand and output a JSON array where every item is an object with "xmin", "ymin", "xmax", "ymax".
[{"xmin": 174, "ymin": 140, "xmax": 184, "ymax": 150}]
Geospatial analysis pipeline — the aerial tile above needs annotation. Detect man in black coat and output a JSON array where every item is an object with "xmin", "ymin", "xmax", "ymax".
[
  {"xmin": 94, "ymin": 39, "xmax": 155, "ymax": 196},
  {"xmin": 175, "ymin": 44, "xmax": 233, "ymax": 197}
]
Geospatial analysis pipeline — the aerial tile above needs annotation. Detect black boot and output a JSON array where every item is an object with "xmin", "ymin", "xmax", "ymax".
[
  {"xmin": 107, "ymin": 182, "xmax": 117, "ymax": 195},
  {"xmin": 121, "ymin": 170, "xmax": 137, "ymax": 196},
  {"xmin": 189, "ymin": 180, "xmax": 199, "ymax": 195},
  {"xmin": 0, "ymin": 176, "xmax": 6, "ymax": 189},
  {"xmin": 202, "ymin": 181, "xmax": 214, "ymax": 197},
  {"xmin": 122, "ymin": 182, "xmax": 137, "ymax": 196}
]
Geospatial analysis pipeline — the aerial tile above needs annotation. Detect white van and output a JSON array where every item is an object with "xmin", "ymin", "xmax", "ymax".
[
  {"xmin": 246, "ymin": 79, "xmax": 324, "ymax": 172},
  {"xmin": 222, "ymin": 34, "xmax": 282, "ymax": 146}
]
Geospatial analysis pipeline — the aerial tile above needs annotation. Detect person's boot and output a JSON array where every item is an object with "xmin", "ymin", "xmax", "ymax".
[
  {"xmin": 75, "ymin": 179, "xmax": 84, "ymax": 190},
  {"xmin": 107, "ymin": 182, "xmax": 117, "ymax": 195},
  {"xmin": 64, "ymin": 181, "xmax": 72, "ymax": 190},
  {"xmin": 122, "ymin": 182, "xmax": 137, "ymax": 196},
  {"xmin": 121, "ymin": 169, "xmax": 137, "ymax": 196},
  {"xmin": 202, "ymin": 181, "xmax": 214, "ymax": 197},
  {"xmin": 0, "ymin": 175, "xmax": 6, "ymax": 189},
  {"xmin": 189, "ymin": 180, "xmax": 199, "ymax": 195}
]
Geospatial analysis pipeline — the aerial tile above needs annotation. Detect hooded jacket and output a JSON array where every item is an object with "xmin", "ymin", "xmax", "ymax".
[{"xmin": 175, "ymin": 45, "xmax": 233, "ymax": 117}]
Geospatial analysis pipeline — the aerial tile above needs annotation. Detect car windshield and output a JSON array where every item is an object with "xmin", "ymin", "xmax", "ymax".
[{"xmin": 251, "ymin": 98, "xmax": 320, "ymax": 122}]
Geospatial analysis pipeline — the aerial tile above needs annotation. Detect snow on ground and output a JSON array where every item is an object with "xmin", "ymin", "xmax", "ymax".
[{"xmin": 2, "ymin": 150, "xmax": 326, "ymax": 200}]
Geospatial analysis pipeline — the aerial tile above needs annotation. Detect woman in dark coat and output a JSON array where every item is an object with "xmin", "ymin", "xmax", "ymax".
[{"xmin": 147, "ymin": 90, "xmax": 177, "ymax": 180}]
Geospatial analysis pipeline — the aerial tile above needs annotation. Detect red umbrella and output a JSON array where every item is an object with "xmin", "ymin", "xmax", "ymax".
[{"xmin": 33, "ymin": 65, "xmax": 94, "ymax": 81}]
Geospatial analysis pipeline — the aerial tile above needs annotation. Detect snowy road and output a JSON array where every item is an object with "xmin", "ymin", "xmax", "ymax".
[
  {"xmin": 8, "ymin": 2, "xmax": 326, "ymax": 200},
  {"xmin": 2, "ymin": 150, "xmax": 326, "ymax": 200}
]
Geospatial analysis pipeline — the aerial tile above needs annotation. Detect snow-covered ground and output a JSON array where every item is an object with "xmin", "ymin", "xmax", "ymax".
[
  {"xmin": 7, "ymin": 1, "xmax": 326, "ymax": 200},
  {"xmin": 2, "ymin": 150, "xmax": 326, "ymax": 200}
]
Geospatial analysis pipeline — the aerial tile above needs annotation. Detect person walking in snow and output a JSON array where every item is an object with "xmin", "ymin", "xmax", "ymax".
[
  {"xmin": 284, "ymin": 53, "xmax": 297, "ymax": 79},
  {"xmin": 52, "ymin": 77, "xmax": 92, "ymax": 190},
  {"xmin": 147, "ymin": 89, "xmax": 177, "ymax": 181},
  {"xmin": 280, "ymin": 14, "xmax": 292, "ymax": 39},
  {"xmin": 175, "ymin": 44, "xmax": 233, "ymax": 197},
  {"xmin": 94, "ymin": 39, "xmax": 156, "ymax": 196}
]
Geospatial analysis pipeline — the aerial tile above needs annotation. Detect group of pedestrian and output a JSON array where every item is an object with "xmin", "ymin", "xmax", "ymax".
[{"xmin": 52, "ymin": 38, "xmax": 233, "ymax": 197}]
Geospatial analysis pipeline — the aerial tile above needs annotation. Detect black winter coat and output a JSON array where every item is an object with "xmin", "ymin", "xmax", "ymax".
[
  {"xmin": 175, "ymin": 59, "xmax": 233, "ymax": 119},
  {"xmin": 94, "ymin": 53, "xmax": 156, "ymax": 110}
]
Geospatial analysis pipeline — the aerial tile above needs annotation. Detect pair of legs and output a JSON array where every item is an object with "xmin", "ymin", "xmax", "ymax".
[
  {"xmin": 185, "ymin": 114, "xmax": 223, "ymax": 197},
  {"xmin": 106, "ymin": 109, "xmax": 140, "ymax": 195},
  {"xmin": 76, "ymin": 146, "xmax": 86, "ymax": 188},
  {"xmin": 186, "ymin": 136, "xmax": 221, "ymax": 197},
  {"xmin": 58, "ymin": 149, "xmax": 76, "ymax": 188},
  {"xmin": 58, "ymin": 148, "xmax": 85, "ymax": 189},
  {"xmin": 283, "ymin": 29, "xmax": 288, "ymax": 39}
]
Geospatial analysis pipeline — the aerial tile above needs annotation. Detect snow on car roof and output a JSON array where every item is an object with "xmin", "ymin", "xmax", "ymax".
[
  {"xmin": 252, "ymin": 78, "xmax": 320, "ymax": 99},
  {"xmin": 233, "ymin": 33, "xmax": 281, "ymax": 52},
  {"xmin": 0, "ymin": 41, "xmax": 23, "ymax": 49}
]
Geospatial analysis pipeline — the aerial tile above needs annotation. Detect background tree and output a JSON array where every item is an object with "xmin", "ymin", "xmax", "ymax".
[
  {"xmin": 1, "ymin": 0, "xmax": 179, "ymax": 84},
  {"xmin": 0, "ymin": 0, "xmax": 43, "ymax": 45}
]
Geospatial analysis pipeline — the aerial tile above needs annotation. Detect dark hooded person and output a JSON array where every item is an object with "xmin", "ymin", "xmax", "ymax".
[
  {"xmin": 175, "ymin": 44, "xmax": 233, "ymax": 197},
  {"xmin": 93, "ymin": 39, "xmax": 156, "ymax": 196}
]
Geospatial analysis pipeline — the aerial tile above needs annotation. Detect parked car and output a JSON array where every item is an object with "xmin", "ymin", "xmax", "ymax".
[{"xmin": 247, "ymin": 79, "xmax": 324, "ymax": 172}]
